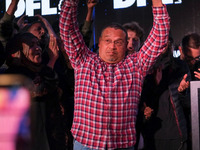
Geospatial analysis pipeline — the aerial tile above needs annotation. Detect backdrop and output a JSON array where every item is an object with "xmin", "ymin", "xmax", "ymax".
[{"xmin": 1, "ymin": 0, "xmax": 200, "ymax": 48}]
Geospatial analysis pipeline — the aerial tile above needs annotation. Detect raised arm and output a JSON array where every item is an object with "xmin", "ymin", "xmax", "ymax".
[
  {"xmin": 85, "ymin": 0, "xmax": 98, "ymax": 22},
  {"xmin": 81, "ymin": 0, "xmax": 98, "ymax": 47},
  {"xmin": 0, "ymin": 0, "xmax": 20, "ymax": 48},
  {"xmin": 47, "ymin": 34, "xmax": 59, "ymax": 69},
  {"xmin": 60, "ymin": 0, "xmax": 90, "ymax": 69},
  {"xmin": 138, "ymin": 0, "xmax": 170, "ymax": 77},
  {"xmin": 6, "ymin": 0, "xmax": 19, "ymax": 16},
  {"xmin": 152, "ymin": 0, "xmax": 163, "ymax": 7}
]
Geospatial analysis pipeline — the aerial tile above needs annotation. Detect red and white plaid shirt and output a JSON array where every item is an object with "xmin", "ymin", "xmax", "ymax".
[{"xmin": 60, "ymin": 1, "xmax": 170, "ymax": 149}]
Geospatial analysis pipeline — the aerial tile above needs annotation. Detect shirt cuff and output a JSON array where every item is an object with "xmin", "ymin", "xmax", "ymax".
[
  {"xmin": 63, "ymin": 0, "xmax": 79, "ymax": 7},
  {"xmin": 152, "ymin": 5, "xmax": 168, "ymax": 17}
]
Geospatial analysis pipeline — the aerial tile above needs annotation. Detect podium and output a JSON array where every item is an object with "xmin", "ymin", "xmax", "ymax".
[{"xmin": 191, "ymin": 81, "xmax": 200, "ymax": 150}]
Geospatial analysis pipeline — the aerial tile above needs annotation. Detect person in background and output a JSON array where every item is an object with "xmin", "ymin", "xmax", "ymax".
[
  {"xmin": 179, "ymin": 33, "xmax": 200, "ymax": 81},
  {"xmin": 16, "ymin": 1, "xmax": 98, "ymax": 148},
  {"xmin": 123, "ymin": 21, "xmax": 144, "ymax": 54},
  {"xmin": 123, "ymin": 21, "xmax": 145, "ymax": 149},
  {"xmin": 5, "ymin": 32, "xmax": 66, "ymax": 150},
  {"xmin": 178, "ymin": 32, "xmax": 200, "ymax": 150},
  {"xmin": 17, "ymin": 14, "xmax": 58, "ymax": 66},
  {"xmin": 0, "ymin": 0, "xmax": 19, "ymax": 48},
  {"xmin": 80, "ymin": 0, "xmax": 98, "ymax": 47},
  {"xmin": 0, "ymin": 0, "xmax": 20, "ymax": 71},
  {"xmin": 139, "ymin": 38, "xmax": 190, "ymax": 150},
  {"xmin": 59, "ymin": 0, "xmax": 170, "ymax": 149}
]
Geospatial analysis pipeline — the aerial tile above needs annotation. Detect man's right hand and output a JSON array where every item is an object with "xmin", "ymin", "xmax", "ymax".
[
  {"xmin": 152, "ymin": 0, "xmax": 163, "ymax": 7},
  {"xmin": 87, "ymin": 0, "xmax": 98, "ymax": 10},
  {"xmin": 7, "ymin": 0, "xmax": 20, "ymax": 15},
  {"xmin": 178, "ymin": 74, "xmax": 189, "ymax": 93}
]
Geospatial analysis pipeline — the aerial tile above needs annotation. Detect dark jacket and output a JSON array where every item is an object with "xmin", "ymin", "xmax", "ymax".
[
  {"xmin": 140, "ymin": 57, "xmax": 190, "ymax": 142},
  {"xmin": 5, "ymin": 65, "xmax": 66, "ymax": 150}
]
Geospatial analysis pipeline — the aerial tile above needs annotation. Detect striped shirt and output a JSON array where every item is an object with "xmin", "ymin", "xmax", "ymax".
[{"xmin": 59, "ymin": 1, "xmax": 170, "ymax": 149}]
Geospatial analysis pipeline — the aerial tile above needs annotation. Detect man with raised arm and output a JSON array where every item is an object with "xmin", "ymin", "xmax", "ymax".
[
  {"xmin": 60, "ymin": 0, "xmax": 170, "ymax": 149},
  {"xmin": 0, "ymin": 0, "xmax": 19, "ymax": 48},
  {"xmin": 0, "ymin": 0, "xmax": 20, "ymax": 72}
]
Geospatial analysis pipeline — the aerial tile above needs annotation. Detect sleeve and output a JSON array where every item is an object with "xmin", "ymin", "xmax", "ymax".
[
  {"xmin": 59, "ymin": 0, "xmax": 91, "ymax": 69},
  {"xmin": 81, "ymin": 20, "xmax": 92, "ymax": 37},
  {"xmin": 179, "ymin": 68, "xmax": 191, "ymax": 109},
  {"xmin": 0, "ymin": 12, "xmax": 15, "ymax": 47},
  {"xmin": 0, "ymin": 12, "xmax": 15, "ymax": 23},
  {"xmin": 80, "ymin": 20, "xmax": 93, "ymax": 47},
  {"xmin": 137, "ymin": 5, "xmax": 170, "ymax": 77}
]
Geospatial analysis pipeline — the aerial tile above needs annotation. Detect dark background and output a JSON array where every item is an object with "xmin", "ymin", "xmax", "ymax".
[{"xmin": 1, "ymin": 0, "xmax": 200, "ymax": 48}]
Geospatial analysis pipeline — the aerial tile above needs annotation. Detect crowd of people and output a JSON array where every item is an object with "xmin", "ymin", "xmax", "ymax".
[{"xmin": 0, "ymin": 0, "xmax": 200, "ymax": 150}]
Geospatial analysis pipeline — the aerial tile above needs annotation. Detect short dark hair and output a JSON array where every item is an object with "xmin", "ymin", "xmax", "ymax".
[
  {"xmin": 6, "ymin": 32, "xmax": 36, "ymax": 54},
  {"xmin": 181, "ymin": 33, "xmax": 200, "ymax": 55},
  {"xmin": 123, "ymin": 21, "xmax": 144, "ymax": 42},
  {"xmin": 21, "ymin": 20, "xmax": 47, "ymax": 33},
  {"xmin": 101, "ymin": 23, "xmax": 128, "ymax": 41}
]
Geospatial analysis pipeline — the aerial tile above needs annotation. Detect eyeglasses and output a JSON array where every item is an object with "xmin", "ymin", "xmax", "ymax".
[{"xmin": 103, "ymin": 39, "xmax": 124, "ymax": 46}]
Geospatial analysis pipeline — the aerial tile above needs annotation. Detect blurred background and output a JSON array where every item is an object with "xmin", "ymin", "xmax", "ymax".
[{"xmin": 0, "ymin": 0, "xmax": 200, "ymax": 55}]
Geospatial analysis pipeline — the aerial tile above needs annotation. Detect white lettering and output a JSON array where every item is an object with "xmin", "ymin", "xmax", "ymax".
[
  {"xmin": 114, "ymin": 0, "xmax": 136, "ymax": 9},
  {"xmin": 5, "ymin": 0, "xmax": 183, "ymax": 17},
  {"xmin": 6, "ymin": 0, "xmax": 58, "ymax": 18},
  {"xmin": 6, "ymin": 0, "xmax": 25, "ymax": 17},
  {"xmin": 175, "ymin": 0, "xmax": 182, "ymax": 4},
  {"xmin": 26, "ymin": 0, "xmax": 40, "ymax": 16},
  {"xmin": 162, "ymin": 0, "xmax": 173, "ymax": 4},
  {"xmin": 137, "ymin": 0, "xmax": 147, "ymax": 7},
  {"xmin": 58, "ymin": 0, "xmax": 64, "ymax": 11},
  {"xmin": 42, "ymin": 0, "xmax": 57, "ymax": 15},
  {"xmin": 113, "ymin": 0, "xmax": 182, "ymax": 9}
]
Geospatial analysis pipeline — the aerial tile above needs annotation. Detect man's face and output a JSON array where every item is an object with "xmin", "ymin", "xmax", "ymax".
[
  {"xmin": 22, "ymin": 37, "xmax": 42, "ymax": 64},
  {"xmin": 185, "ymin": 47, "xmax": 200, "ymax": 65},
  {"xmin": 127, "ymin": 30, "xmax": 140, "ymax": 54},
  {"xmin": 98, "ymin": 27, "xmax": 127, "ymax": 64},
  {"xmin": 181, "ymin": 47, "xmax": 200, "ymax": 69}
]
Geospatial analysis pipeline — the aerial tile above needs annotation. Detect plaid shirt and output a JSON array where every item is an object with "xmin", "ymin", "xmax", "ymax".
[{"xmin": 60, "ymin": 1, "xmax": 170, "ymax": 149}]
